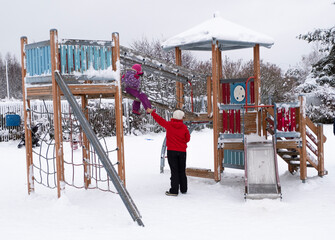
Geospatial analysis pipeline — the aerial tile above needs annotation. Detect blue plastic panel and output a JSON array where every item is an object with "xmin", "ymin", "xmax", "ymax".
[
  {"xmin": 230, "ymin": 82, "xmax": 252, "ymax": 104},
  {"xmin": 6, "ymin": 114, "xmax": 21, "ymax": 127},
  {"xmin": 223, "ymin": 149, "xmax": 245, "ymax": 169}
]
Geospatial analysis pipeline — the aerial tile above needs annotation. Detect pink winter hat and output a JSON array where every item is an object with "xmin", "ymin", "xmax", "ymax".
[{"xmin": 132, "ymin": 64, "xmax": 143, "ymax": 75}]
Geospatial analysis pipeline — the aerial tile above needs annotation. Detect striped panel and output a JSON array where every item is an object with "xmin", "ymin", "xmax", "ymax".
[
  {"xmin": 223, "ymin": 149, "xmax": 244, "ymax": 169},
  {"xmin": 81, "ymin": 46, "xmax": 87, "ymax": 72},
  {"xmin": 26, "ymin": 46, "xmax": 51, "ymax": 76}
]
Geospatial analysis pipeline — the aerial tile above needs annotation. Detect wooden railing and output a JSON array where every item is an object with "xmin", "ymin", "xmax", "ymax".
[{"xmin": 262, "ymin": 95, "xmax": 327, "ymax": 181}]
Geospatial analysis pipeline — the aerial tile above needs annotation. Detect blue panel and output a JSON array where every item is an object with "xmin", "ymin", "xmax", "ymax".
[
  {"xmin": 38, "ymin": 47, "xmax": 42, "ymax": 75},
  {"xmin": 230, "ymin": 83, "xmax": 246, "ymax": 104},
  {"xmin": 41, "ymin": 47, "xmax": 45, "ymax": 74},
  {"xmin": 40, "ymin": 47, "xmax": 45, "ymax": 75},
  {"xmin": 100, "ymin": 47, "xmax": 105, "ymax": 70},
  {"xmin": 74, "ymin": 45, "xmax": 80, "ymax": 72},
  {"xmin": 60, "ymin": 45, "xmax": 67, "ymax": 74},
  {"xmin": 81, "ymin": 46, "xmax": 87, "ymax": 72},
  {"xmin": 6, "ymin": 114, "xmax": 21, "ymax": 127},
  {"xmin": 68, "ymin": 45, "xmax": 73, "ymax": 73},
  {"xmin": 43, "ymin": 46, "xmax": 48, "ymax": 74},
  {"xmin": 88, "ymin": 46, "xmax": 94, "ymax": 69},
  {"xmin": 94, "ymin": 46, "xmax": 99, "ymax": 70},
  {"xmin": 47, "ymin": 46, "xmax": 51, "ymax": 74},
  {"xmin": 32, "ymin": 48, "xmax": 36, "ymax": 76},
  {"xmin": 223, "ymin": 149, "xmax": 244, "ymax": 169},
  {"xmin": 106, "ymin": 48, "xmax": 112, "ymax": 68},
  {"xmin": 230, "ymin": 82, "xmax": 253, "ymax": 104},
  {"xmin": 26, "ymin": 49, "xmax": 31, "ymax": 75}
]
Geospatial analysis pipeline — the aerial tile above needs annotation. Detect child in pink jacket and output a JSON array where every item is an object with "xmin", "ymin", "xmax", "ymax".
[{"xmin": 122, "ymin": 64, "xmax": 151, "ymax": 115}]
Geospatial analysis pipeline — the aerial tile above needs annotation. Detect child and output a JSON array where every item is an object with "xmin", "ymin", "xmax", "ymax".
[
  {"xmin": 147, "ymin": 108, "xmax": 190, "ymax": 196},
  {"xmin": 122, "ymin": 64, "xmax": 151, "ymax": 115}
]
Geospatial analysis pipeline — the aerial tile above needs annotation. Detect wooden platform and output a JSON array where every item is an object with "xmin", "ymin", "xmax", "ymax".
[{"xmin": 26, "ymin": 84, "xmax": 118, "ymax": 99}]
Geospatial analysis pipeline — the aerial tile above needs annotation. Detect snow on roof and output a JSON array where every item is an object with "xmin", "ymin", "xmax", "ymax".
[{"xmin": 162, "ymin": 12, "xmax": 274, "ymax": 51}]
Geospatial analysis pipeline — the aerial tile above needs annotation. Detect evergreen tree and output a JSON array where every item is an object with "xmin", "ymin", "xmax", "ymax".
[{"xmin": 296, "ymin": 12, "xmax": 335, "ymax": 122}]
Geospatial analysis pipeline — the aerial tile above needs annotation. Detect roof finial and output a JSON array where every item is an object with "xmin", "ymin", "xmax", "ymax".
[{"xmin": 213, "ymin": 11, "xmax": 221, "ymax": 18}]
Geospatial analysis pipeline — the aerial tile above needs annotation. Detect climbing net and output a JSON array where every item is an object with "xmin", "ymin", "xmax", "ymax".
[{"xmin": 28, "ymin": 100, "xmax": 119, "ymax": 193}]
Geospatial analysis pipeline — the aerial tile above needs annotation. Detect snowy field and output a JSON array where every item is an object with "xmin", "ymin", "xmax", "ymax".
[{"xmin": 0, "ymin": 125, "xmax": 334, "ymax": 240}]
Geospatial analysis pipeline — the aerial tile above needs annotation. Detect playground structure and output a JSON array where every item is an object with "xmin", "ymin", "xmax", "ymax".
[
  {"xmin": 20, "ymin": 30, "xmax": 144, "ymax": 226},
  {"xmin": 20, "ymin": 28, "xmax": 208, "ymax": 225},
  {"xmin": 159, "ymin": 14, "xmax": 328, "ymax": 199},
  {"xmin": 20, "ymin": 16, "xmax": 328, "ymax": 226}
]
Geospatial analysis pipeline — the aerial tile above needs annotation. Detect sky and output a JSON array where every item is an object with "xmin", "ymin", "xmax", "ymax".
[{"xmin": 1, "ymin": 0, "xmax": 334, "ymax": 71}]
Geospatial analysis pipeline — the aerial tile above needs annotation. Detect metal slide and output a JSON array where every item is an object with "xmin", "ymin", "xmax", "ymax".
[
  {"xmin": 244, "ymin": 136, "xmax": 282, "ymax": 200},
  {"xmin": 55, "ymin": 72, "xmax": 144, "ymax": 226}
]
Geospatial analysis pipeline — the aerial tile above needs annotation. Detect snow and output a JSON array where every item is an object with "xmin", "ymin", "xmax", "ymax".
[
  {"xmin": 1, "ymin": 126, "xmax": 335, "ymax": 239},
  {"xmin": 162, "ymin": 13, "xmax": 274, "ymax": 51}
]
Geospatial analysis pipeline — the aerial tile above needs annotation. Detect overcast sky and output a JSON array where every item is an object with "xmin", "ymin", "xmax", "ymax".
[{"xmin": 1, "ymin": 0, "xmax": 334, "ymax": 70}]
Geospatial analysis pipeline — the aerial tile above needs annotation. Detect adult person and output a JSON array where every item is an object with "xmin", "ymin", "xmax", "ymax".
[{"xmin": 147, "ymin": 108, "xmax": 190, "ymax": 196}]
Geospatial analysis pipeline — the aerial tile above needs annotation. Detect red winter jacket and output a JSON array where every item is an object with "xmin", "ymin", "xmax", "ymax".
[{"xmin": 151, "ymin": 111, "xmax": 190, "ymax": 152}]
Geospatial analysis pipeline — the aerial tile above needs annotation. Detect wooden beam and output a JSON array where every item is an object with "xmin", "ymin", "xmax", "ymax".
[
  {"xmin": 50, "ymin": 29, "xmax": 64, "ymax": 198},
  {"xmin": 253, "ymin": 44, "xmax": 261, "ymax": 135},
  {"xmin": 222, "ymin": 142, "xmax": 244, "ymax": 150},
  {"xmin": 21, "ymin": 36, "xmax": 35, "ymax": 195},
  {"xmin": 184, "ymin": 113, "xmax": 212, "ymax": 122},
  {"xmin": 112, "ymin": 32, "xmax": 126, "ymax": 185},
  {"xmin": 212, "ymin": 41, "xmax": 221, "ymax": 182},
  {"xmin": 299, "ymin": 95, "xmax": 307, "ymax": 182},
  {"xmin": 26, "ymin": 84, "xmax": 117, "ymax": 99},
  {"xmin": 306, "ymin": 117, "xmax": 327, "ymax": 143},
  {"xmin": 253, "ymin": 44, "xmax": 260, "ymax": 107},
  {"xmin": 186, "ymin": 168, "xmax": 214, "ymax": 179},
  {"xmin": 207, "ymin": 76, "xmax": 212, "ymax": 116},
  {"xmin": 276, "ymin": 140, "xmax": 300, "ymax": 149},
  {"xmin": 218, "ymin": 50, "xmax": 224, "ymax": 173},
  {"xmin": 244, "ymin": 111, "xmax": 257, "ymax": 134},
  {"xmin": 81, "ymin": 95, "xmax": 91, "ymax": 189},
  {"xmin": 317, "ymin": 124, "xmax": 326, "ymax": 176},
  {"xmin": 262, "ymin": 109, "xmax": 268, "ymax": 139},
  {"xmin": 175, "ymin": 47, "xmax": 183, "ymax": 109}
]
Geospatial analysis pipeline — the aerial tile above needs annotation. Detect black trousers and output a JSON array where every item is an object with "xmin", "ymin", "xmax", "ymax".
[{"xmin": 167, "ymin": 150, "xmax": 187, "ymax": 194}]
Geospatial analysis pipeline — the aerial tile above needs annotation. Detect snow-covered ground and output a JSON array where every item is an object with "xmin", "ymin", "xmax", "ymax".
[{"xmin": 1, "ymin": 125, "xmax": 334, "ymax": 240}]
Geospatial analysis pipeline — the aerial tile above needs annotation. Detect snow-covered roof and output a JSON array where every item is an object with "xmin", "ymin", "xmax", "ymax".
[{"xmin": 162, "ymin": 13, "xmax": 274, "ymax": 51}]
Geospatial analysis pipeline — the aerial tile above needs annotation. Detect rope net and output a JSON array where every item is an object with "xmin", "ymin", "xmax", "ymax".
[{"xmin": 29, "ymin": 100, "xmax": 119, "ymax": 193}]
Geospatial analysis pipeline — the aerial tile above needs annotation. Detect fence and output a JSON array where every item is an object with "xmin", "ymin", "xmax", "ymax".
[
  {"xmin": 0, "ymin": 97, "xmax": 208, "ymax": 142},
  {"xmin": 0, "ymin": 102, "xmax": 24, "ymax": 142}
]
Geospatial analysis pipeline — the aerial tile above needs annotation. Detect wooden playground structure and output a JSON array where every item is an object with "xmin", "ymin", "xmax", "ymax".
[
  {"xmin": 160, "ymin": 15, "xmax": 328, "ymax": 193},
  {"xmin": 20, "ymin": 15, "xmax": 328, "ymax": 221}
]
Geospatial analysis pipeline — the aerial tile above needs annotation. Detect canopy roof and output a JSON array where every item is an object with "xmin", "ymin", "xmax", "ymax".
[{"xmin": 162, "ymin": 13, "xmax": 274, "ymax": 51}]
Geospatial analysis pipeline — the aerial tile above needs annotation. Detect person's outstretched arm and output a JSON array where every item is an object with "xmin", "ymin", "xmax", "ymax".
[{"xmin": 147, "ymin": 108, "xmax": 168, "ymax": 129}]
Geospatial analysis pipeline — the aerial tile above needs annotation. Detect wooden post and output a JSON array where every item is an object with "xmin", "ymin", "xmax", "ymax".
[
  {"xmin": 253, "ymin": 44, "xmax": 261, "ymax": 135},
  {"xmin": 21, "ymin": 36, "xmax": 34, "ymax": 194},
  {"xmin": 262, "ymin": 109, "xmax": 267, "ymax": 139},
  {"xmin": 175, "ymin": 47, "xmax": 183, "ymax": 109},
  {"xmin": 50, "ymin": 29, "xmax": 65, "ymax": 197},
  {"xmin": 207, "ymin": 76, "xmax": 212, "ymax": 116},
  {"xmin": 81, "ymin": 95, "xmax": 91, "ymax": 188},
  {"xmin": 218, "ymin": 50, "xmax": 224, "ymax": 173},
  {"xmin": 212, "ymin": 41, "xmax": 221, "ymax": 182},
  {"xmin": 112, "ymin": 32, "xmax": 126, "ymax": 185},
  {"xmin": 317, "ymin": 124, "xmax": 325, "ymax": 176},
  {"xmin": 299, "ymin": 95, "xmax": 307, "ymax": 182}
]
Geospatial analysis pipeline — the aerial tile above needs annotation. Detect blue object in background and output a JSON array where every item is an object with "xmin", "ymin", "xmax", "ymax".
[{"xmin": 5, "ymin": 114, "xmax": 21, "ymax": 127}]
